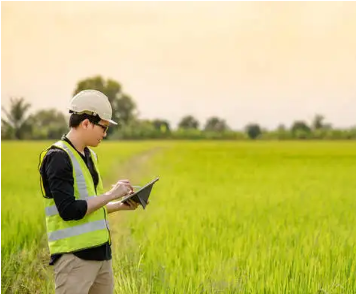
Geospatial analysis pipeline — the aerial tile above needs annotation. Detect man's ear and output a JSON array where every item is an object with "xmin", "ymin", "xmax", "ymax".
[{"xmin": 81, "ymin": 119, "xmax": 91, "ymax": 129}]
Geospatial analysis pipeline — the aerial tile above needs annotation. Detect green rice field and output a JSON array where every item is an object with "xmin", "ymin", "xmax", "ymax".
[{"xmin": 2, "ymin": 140, "xmax": 356, "ymax": 293}]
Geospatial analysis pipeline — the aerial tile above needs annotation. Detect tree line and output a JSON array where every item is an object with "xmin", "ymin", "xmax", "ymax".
[{"xmin": 2, "ymin": 75, "xmax": 355, "ymax": 141}]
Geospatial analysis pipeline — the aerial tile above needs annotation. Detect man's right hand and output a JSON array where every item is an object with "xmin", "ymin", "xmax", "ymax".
[
  {"xmin": 86, "ymin": 179, "xmax": 134, "ymax": 217},
  {"xmin": 107, "ymin": 179, "xmax": 133, "ymax": 200}
]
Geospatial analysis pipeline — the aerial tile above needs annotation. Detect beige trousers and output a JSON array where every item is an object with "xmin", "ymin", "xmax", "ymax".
[{"xmin": 54, "ymin": 253, "xmax": 114, "ymax": 294}]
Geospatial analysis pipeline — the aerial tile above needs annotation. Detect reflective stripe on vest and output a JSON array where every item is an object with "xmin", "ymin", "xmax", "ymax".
[
  {"xmin": 53, "ymin": 141, "xmax": 90, "ymax": 199},
  {"xmin": 48, "ymin": 219, "xmax": 106, "ymax": 241},
  {"xmin": 45, "ymin": 196, "xmax": 92, "ymax": 217},
  {"xmin": 47, "ymin": 219, "xmax": 110, "ymax": 241}
]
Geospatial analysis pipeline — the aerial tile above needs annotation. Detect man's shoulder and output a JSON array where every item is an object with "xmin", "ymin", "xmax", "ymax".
[
  {"xmin": 40, "ymin": 146, "xmax": 72, "ymax": 175},
  {"xmin": 42, "ymin": 146, "xmax": 70, "ymax": 166},
  {"xmin": 46, "ymin": 146, "xmax": 68, "ymax": 156}
]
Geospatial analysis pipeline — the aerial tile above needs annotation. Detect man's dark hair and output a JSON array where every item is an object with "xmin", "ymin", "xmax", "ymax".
[{"xmin": 69, "ymin": 112, "xmax": 101, "ymax": 128}]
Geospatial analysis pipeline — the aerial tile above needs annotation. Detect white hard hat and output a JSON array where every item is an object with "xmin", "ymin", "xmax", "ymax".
[{"xmin": 68, "ymin": 89, "xmax": 117, "ymax": 125}]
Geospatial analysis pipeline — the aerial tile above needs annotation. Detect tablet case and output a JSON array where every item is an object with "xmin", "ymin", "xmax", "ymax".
[{"xmin": 120, "ymin": 177, "xmax": 159, "ymax": 209}]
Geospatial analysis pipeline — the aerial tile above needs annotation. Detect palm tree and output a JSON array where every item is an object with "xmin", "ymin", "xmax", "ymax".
[{"xmin": 2, "ymin": 97, "xmax": 32, "ymax": 139}]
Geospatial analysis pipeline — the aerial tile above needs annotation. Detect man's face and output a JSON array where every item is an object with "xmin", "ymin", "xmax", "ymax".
[{"xmin": 85, "ymin": 119, "xmax": 110, "ymax": 147}]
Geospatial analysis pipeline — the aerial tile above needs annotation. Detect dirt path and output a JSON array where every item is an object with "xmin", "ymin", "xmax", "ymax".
[
  {"xmin": 105, "ymin": 146, "xmax": 162, "ymax": 236},
  {"xmin": 102, "ymin": 146, "xmax": 162, "ymax": 189}
]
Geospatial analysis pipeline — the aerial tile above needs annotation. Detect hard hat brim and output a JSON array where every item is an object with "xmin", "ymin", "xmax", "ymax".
[
  {"xmin": 105, "ymin": 119, "xmax": 118, "ymax": 125},
  {"xmin": 68, "ymin": 107, "xmax": 118, "ymax": 125}
]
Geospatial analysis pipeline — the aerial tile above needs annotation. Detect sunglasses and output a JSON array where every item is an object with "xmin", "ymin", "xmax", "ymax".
[{"xmin": 93, "ymin": 122, "xmax": 109, "ymax": 133}]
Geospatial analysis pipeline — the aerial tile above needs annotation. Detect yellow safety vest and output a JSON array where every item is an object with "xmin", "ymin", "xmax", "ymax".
[{"xmin": 39, "ymin": 140, "xmax": 111, "ymax": 255}]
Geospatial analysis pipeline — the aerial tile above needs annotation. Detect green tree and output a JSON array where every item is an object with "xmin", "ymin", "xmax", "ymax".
[
  {"xmin": 73, "ymin": 76, "xmax": 137, "ymax": 134},
  {"xmin": 277, "ymin": 124, "xmax": 287, "ymax": 132},
  {"xmin": 312, "ymin": 114, "xmax": 325, "ymax": 130},
  {"xmin": 111, "ymin": 119, "xmax": 154, "ymax": 140},
  {"xmin": 291, "ymin": 121, "xmax": 311, "ymax": 139},
  {"xmin": 245, "ymin": 123, "xmax": 262, "ymax": 140},
  {"xmin": 178, "ymin": 115, "xmax": 199, "ymax": 130},
  {"xmin": 291, "ymin": 121, "xmax": 311, "ymax": 133},
  {"xmin": 27, "ymin": 109, "xmax": 68, "ymax": 139},
  {"xmin": 1, "ymin": 97, "xmax": 32, "ymax": 140},
  {"xmin": 204, "ymin": 117, "xmax": 229, "ymax": 132},
  {"xmin": 152, "ymin": 119, "xmax": 171, "ymax": 133},
  {"xmin": 114, "ymin": 93, "xmax": 137, "ymax": 126},
  {"xmin": 274, "ymin": 124, "xmax": 291, "ymax": 140}
]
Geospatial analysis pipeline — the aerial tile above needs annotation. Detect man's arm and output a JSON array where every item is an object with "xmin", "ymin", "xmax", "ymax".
[
  {"xmin": 106, "ymin": 199, "xmax": 139, "ymax": 213},
  {"xmin": 106, "ymin": 202, "xmax": 121, "ymax": 214},
  {"xmin": 85, "ymin": 192, "xmax": 115, "ymax": 215}
]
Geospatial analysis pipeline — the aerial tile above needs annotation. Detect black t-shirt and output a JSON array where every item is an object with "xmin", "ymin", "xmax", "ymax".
[{"xmin": 39, "ymin": 135, "xmax": 111, "ymax": 265}]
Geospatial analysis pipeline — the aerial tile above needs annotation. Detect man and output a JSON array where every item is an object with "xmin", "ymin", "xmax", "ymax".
[{"xmin": 39, "ymin": 89, "xmax": 138, "ymax": 294}]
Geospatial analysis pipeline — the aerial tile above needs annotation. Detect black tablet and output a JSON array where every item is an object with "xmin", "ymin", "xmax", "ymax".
[{"xmin": 120, "ymin": 177, "xmax": 159, "ymax": 209}]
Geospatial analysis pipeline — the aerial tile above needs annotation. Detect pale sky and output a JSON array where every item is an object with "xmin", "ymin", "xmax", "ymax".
[{"xmin": 1, "ymin": 1, "xmax": 356, "ymax": 130}]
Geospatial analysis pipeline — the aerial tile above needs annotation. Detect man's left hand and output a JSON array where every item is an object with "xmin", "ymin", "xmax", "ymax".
[{"xmin": 118, "ymin": 199, "xmax": 139, "ymax": 211}]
